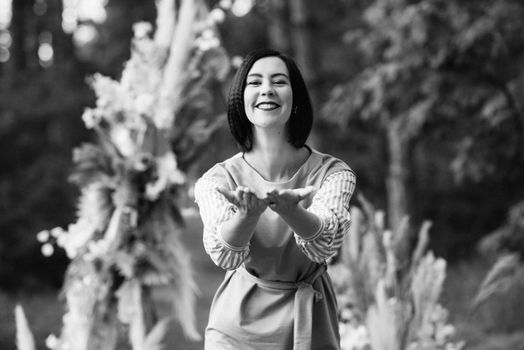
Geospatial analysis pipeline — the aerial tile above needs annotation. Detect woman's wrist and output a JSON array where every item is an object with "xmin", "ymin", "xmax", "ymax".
[
  {"xmin": 268, "ymin": 202, "xmax": 299, "ymax": 216},
  {"xmin": 237, "ymin": 208, "xmax": 264, "ymax": 220},
  {"xmin": 278, "ymin": 205, "xmax": 323, "ymax": 240},
  {"xmin": 220, "ymin": 210, "xmax": 260, "ymax": 247},
  {"xmin": 295, "ymin": 215, "xmax": 324, "ymax": 241}
]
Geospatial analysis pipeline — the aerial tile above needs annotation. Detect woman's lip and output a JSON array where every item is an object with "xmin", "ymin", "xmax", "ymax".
[{"xmin": 256, "ymin": 106, "xmax": 279, "ymax": 111}]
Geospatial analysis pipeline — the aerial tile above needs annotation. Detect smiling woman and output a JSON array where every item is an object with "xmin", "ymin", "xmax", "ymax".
[
  {"xmin": 194, "ymin": 48, "xmax": 357, "ymax": 350},
  {"xmin": 228, "ymin": 49, "xmax": 313, "ymax": 153},
  {"xmin": 243, "ymin": 56, "xmax": 293, "ymax": 130}
]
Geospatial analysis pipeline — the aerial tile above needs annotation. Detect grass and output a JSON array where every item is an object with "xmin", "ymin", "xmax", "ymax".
[{"xmin": 1, "ymin": 211, "xmax": 524, "ymax": 349}]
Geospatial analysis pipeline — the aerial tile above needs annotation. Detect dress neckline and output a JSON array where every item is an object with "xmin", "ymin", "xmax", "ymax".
[{"xmin": 241, "ymin": 145, "xmax": 313, "ymax": 184}]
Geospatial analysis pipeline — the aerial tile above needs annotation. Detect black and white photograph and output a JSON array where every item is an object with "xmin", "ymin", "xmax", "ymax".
[{"xmin": 1, "ymin": 1, "xmax": 523, "ymax": 349}]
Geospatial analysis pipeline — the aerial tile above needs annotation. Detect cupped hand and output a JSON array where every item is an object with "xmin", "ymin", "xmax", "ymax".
[
  {"xmin": 217, "ymin": 186, "xmax": 267, "ymax": 217},
  {"xmin": 265, "ymin": 186, "xmax": 317, "ymax": 214}
]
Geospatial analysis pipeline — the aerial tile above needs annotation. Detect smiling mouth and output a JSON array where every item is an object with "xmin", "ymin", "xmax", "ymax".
[{"xmin": 256, "ymin": 102, "xmax": 280, "ymax": 111}]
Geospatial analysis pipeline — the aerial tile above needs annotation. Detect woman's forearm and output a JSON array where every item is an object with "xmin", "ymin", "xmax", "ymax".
[
  {"xmin": 219, "ymin": 211, "xmax": 261, "ymax": 247},
  {"xmin": 220, "ymin": 200, "xmax": 323, "ymax": 246},
  {"xmin": 278, "ymin": 205, "xmax": 323, "ymax": 240}
]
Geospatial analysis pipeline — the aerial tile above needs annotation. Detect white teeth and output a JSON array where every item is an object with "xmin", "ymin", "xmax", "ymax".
[{"xmin": 256, "ymin": 103, "xmax": 279, "ymax": 110}]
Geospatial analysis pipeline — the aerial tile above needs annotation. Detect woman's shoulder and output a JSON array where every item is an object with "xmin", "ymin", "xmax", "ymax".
[
  {"xmin": 309, "ymin": 147, "xmax": 355, "ymax": 176},
  {"xmin": 202, "ymin": 153, "xmax": 243, "ymax": 175},
  {"xmin": 198, "ymin": 153, "xmax": 244, "ymax": 186}
]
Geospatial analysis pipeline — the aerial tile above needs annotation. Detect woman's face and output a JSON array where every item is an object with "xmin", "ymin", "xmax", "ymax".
[{"xmin": 243, "ymin": 56, "xmax": 293, "ymax": 132}]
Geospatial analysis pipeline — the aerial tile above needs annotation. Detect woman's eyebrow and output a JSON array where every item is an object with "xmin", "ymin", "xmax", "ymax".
[{"xmin": 247, "ymin": 73, "xmax": 290, "ymax": 79}]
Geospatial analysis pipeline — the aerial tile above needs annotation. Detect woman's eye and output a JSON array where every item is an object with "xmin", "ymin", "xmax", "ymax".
[
  {"xmin": 247, "ymin": 81, "xmax": 261, "ymax": 86},
  {"xmin": 273, "ymin": 80, "xmax": 286, "ymax": 85}
]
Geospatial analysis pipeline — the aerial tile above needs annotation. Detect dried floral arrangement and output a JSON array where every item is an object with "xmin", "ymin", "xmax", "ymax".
[
  {"xmin": 329, "ymin": 195, "xmax": 465, "ymax": 350},
  {"xmin": 31, "ymin": 1, "xmax": 231, "ymax": 349}
]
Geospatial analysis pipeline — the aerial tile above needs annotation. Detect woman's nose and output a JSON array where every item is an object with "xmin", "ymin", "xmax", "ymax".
[{"xmin": 260, "ymin": 81, "xmax": 275, "ymax": 96}]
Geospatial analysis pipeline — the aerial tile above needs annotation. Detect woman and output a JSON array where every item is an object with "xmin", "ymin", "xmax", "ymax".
[{"xmin": 194, "ymin": 48, "xmax": 356, "ymax": 350}]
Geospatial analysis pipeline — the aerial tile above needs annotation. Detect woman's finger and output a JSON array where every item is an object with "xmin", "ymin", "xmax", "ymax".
[
  {"xmin": 237, "ymin": 187, "xmax": 249, "ymax": 202},
  {"xmin": 266, "ymin": 192, "xmax": 279, "ymax": 207},
  {"xmin": 244, "ymin": 191, "xmax": 255, "ymax": 206},
  {"xmin": 276, "ymin": 189, "xmax": 294, "ymax": 200},
  {"xmin": 265, "ymin": 191, "xmax": 275, "ymax": 202}
]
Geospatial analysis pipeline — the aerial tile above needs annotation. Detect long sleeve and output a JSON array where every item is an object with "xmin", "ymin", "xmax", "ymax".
[
  {"xmin": 194, "ymin": 176, "xmax": 250, "ymax": 270},
  {"xmin": 294, "ymin": 170, "xmax": 356, "ymax": 263}
]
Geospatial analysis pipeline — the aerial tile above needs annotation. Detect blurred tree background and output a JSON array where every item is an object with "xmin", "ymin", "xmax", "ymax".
[{"xmin": 1, "ymin": 0, "xmax": 523, "ymax": 347}]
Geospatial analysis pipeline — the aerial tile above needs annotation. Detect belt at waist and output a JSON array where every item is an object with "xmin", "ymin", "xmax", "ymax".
[{"xmin": 237, "ymin": 264, "xmax": 327, "ymax": 350}]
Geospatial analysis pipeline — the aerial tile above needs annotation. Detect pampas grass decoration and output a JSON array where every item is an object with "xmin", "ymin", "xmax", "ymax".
[
  {"xmin": 473, "ymin": 253, "xmax": 524, "ymax": 310},
  {"xmin": 154, "ymin": 0, "xmax": 176, "ymax": 49},
  {"xmin": 366, "ymin": 282, "xmax": 400, "ymax": 350},
  {"xmin": 332, "ymin": 195, "xmax": 464, "ymax": 350},
  {"xmin": 156, "ymin": 0, "xmax": 201, "ymax": 126},
  {"xmin": 138, "ymin": 196, "xmax": 201, "ymax": 340},
  {"xmin": 14, "ymin": 305, "xmax": 35, "ymax": 350},
  {"xmin": 33, "ymin": 1, "xmax": 231, "ymax": 349},
  {"xmin": 143, "ymin": 317, "xmax": 174, "ymax": 350}
]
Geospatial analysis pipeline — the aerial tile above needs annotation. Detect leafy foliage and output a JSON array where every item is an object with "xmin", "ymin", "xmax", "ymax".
[{"xmin": 324, "ymin": 0, "xmax": 524, "ymax": 183}]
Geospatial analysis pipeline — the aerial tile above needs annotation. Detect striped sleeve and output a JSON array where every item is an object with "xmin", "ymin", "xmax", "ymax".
[
  {"xmin": 194, "ymin": 177, "xmax": 250, "ymax": 270},
  {"xmin": 294, "ymin": 170, "xmax": 356, "ymax": 263}
]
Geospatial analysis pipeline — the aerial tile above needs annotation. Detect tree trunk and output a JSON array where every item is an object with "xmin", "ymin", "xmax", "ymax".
[
  {"xmin": 8, "ymin": 0, "xmax": 32, "ymax": 75},
  {"xmin": 289, "ymin": 0, "xmax": 318, "ymax": 105},
  {"xmin": 289, "ymin": 0, "xmax": 321, "ymax": 148},
  {"xmin": 386, "ymin": 118, "xmax": 412, "ymax": 231},
  {"xmin": 267, "ymin": 0, "xmax": 292, "ymax": 54},
  {"xmin": 44, "ymin": 0, "xmax": 76, "ymax": 67}
]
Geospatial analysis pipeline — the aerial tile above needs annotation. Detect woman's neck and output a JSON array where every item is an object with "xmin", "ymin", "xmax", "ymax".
[{"xmin": 245, "ymin": 130, "xmax": 309, "ymax": 182}]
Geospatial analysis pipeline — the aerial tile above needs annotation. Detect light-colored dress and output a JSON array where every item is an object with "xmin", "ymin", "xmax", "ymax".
[{"xmin": 194, "ymin": 147, "xmax": 356, "ymax": 350}]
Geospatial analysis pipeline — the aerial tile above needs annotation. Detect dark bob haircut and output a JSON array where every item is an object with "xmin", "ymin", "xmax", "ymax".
[{"xmin": 227, "ymin": 48, "xmax": 313, "ymax": 152}]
